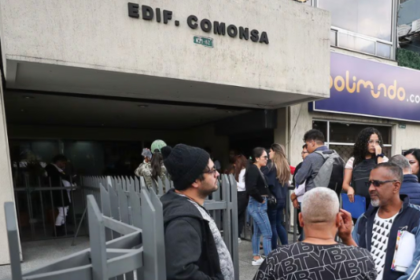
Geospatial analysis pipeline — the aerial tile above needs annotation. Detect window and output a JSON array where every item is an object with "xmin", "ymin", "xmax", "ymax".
[
  {"xmin": 308, "ymin": 0, "xmax": 396, "ymax": 59},
  {"xmin": 318, "ymin": 0, "xmax": 393, "ymax": 41},
  {"xmin": 312, "ymin": 121, "xmax": 392, "ymax": 163}
]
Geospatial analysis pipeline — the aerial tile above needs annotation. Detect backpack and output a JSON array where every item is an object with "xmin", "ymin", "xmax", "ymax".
[
  {"xmin": 351, "ymin": 158, "xmax": 377, "ymax": 198},
  {"xmin": 313, "ymin": 150, "xmax": 345, "ymax": 196}
]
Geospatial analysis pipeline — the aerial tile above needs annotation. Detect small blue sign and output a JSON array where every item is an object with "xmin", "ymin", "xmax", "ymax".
[{"xmin": 311, "ymin": 52, "xmax": 420, "ymax": 122}]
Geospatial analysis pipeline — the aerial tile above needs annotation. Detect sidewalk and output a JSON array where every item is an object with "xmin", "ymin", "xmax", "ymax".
[{"xmin": 0, "ymin": 236, "xmax": 295, "ymax": 280}]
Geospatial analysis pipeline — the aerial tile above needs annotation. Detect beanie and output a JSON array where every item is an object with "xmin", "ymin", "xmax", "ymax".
[
  {"xmin": 161, "ymin": 144, "xmax": 210, "ymax": 191},
  {"xmin": 151, "ymin": 140, "xmax": 167, "ymax": 154}
]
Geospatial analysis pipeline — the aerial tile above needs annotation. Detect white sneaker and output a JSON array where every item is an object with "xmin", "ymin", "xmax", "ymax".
[
  {"xmin": 238, "ymin": 238, "xmax": 242, "ymax": 243},
  {"xmin": 252, "ymin": 257, "xmax": 264, "ymax": 266}
]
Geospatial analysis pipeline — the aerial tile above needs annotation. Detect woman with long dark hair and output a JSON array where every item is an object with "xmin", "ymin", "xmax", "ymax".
[
  {"xmin": 404, "ymin": 149, "xmax": 420, "ymax": 181},
  {"xmin": 246, "ymin": 147, "xmax": 272, "ymax": 265},
  {"xmin": 234, "ymin": 155, "xmax": 248, "ymax": 242},
  {"xmin": 263, "ymin": 143, "xmax": 290, "ymax": 249},
  {"xmin": 342, "ymin": 127, "xmax": 388, "ymax": 210}
]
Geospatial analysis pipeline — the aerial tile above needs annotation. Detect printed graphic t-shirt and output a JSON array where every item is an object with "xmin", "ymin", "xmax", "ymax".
[
  {"xmin": 371, "ymin": 212, "xmax": 397, "ymax": 280},
  {"xmin": 253, "ymin": 242, "xmax": 377, "ymax": 280}
]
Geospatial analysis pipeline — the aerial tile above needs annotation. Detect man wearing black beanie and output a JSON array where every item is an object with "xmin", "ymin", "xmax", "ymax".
[{"xmin": 161, "ymin": 144, "xmax": 234, "ymax": 280}]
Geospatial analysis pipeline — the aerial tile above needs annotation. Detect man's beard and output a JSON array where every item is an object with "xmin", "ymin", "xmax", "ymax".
[{"xmin": 371, "ymin": 199, "xmax": 380, "ymax": 207}]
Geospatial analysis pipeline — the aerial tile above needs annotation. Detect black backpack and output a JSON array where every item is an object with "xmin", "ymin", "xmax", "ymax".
[
  {"xmin": 313, "ymin": 150, "xmax": 345, "ymax": 197},
  {"xmin": 351, "ymin": 158, "xmax": 377, "ymax": 198}
]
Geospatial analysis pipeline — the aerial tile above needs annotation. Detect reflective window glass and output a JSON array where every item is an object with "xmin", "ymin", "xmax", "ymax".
[{"xmin": 318, "ymin": 0, "xmax": 393, "ymax": 41}]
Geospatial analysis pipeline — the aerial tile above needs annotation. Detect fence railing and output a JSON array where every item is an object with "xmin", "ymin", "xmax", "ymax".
[
  {"xmin": 6, "ymin": 174, "xmax": 240, "ymax": 280},
  {"xmin": 13, "ymin": 175, "xmax": 85, "ymax": 241}
]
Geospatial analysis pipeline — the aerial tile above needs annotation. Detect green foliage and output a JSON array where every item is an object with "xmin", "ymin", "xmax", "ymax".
[{"xmin": 397, "ymin": 48, "xmax": 420, "ymax": 71}]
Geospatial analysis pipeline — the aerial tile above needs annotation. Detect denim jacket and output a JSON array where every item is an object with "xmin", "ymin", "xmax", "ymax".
[{"xmin": 353, "ymin": 195, "xmax": 420, "ymax": 280}]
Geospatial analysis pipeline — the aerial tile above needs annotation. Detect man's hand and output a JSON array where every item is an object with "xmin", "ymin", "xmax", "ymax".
[
  {"xmin": 290, "ymin": 192, "xmax": 297, "ymax": 201},
  {"xmin": 293, "ymin": 199, "xmax": 300, "ymax": 209},
  {"xmin": 347, "ymin": 187, "xmax": 355, "ymax": 203},
  {"xmin": 338, "ymin": 209, "xmax": 357, "ymax": 246}
]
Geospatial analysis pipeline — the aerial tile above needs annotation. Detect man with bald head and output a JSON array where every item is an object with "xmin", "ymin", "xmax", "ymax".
[
  {"xmin": 253, "ymin": 187, "xmax": 376, "ymax": 280},
  {"xmin": 339, "ymin": 162, "xmax": 420, "ymax": 280}
]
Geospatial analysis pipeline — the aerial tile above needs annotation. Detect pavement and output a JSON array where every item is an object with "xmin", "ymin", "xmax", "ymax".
[
  {"xmin": 0, "ymin": 237, "xmax": 90, "ymax": 280},
  {"xmin": 0, "ymin": 236, "xmax": 295, "ymax": 280}
]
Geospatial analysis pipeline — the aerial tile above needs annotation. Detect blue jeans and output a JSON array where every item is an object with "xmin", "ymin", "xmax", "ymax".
[
  {"xmin": 247, "ymin": 197, "xmax": 272, "ymax": 257},
  {"xmin": 268, "ymin": 205, "xmax": 288, "ymax": 249}
]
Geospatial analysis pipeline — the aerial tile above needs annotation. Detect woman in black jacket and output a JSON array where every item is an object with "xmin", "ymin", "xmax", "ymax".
[
  {"xmin": 263, "ymin": 144, "xmax": 290, "ymax": 249},
  {"xmin": 246, "ymin": 147, "xmax": 272, "ymax": 266}
]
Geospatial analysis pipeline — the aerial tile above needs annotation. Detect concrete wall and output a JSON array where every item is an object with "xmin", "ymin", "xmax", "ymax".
[
  {"xmin": 0, "ymin": 0, "xmax": 331, "ymax": 107},
  {"xmin": 0, "ymin": 72, "xmax": 16, "ymax": 265}
]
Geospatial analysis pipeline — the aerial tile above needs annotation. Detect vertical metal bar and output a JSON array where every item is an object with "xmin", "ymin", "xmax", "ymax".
[
  {"xmin": 228, "ymin": 175, "xmax": 239, "ymax": 280},
  {"xmin": 72, "ymin": 207, "xmax": 86, "ymax": 246},
  {"xmin": 5, "ymin": 202, "xmax": 23, "ymax": 280},
  {"xmin": 60, "ymin": 181, "xmax": 68, "ymax": 236},
  {"xmin": 38, "ymin": 177, "xmax": 47, "ymax": 238},
  {"xmin": 25, "ymin": 175, "xmax": 35, "ymax": 238},
  {"xmin": 221, "ymin": 175, "xmax": 231, "ymax": 255},
  {"xmin": 14, "ymin": 189, "xmax": 21, "ymax": 240},
  {"xmin": 71, "ymin": 187, "xmax": 77, "ymax": 239},
  {"xmin": 100, "ymin": 183, "xmax": 112, "ymax": 241},
  {"xmin": 49, "ymin": 178, "xmax": 57, "ymax": 237},
  {"xmin": 87, "ymin": 195, "xmax": 108, "ymax": 280},
  {"xmin": 141, "ymin": 188, "xmax": 164, "ymax": 280},
  {"xmin": 149, "ymin": 189, "xmax": 166, "ymax": 280}
]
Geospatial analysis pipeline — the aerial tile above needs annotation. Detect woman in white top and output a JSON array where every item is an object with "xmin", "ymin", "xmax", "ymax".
[
  {"xmin": 342, "ymin": 127, "xmax": 388, "ymax": 213},
  {"xmin": 234, "ymin": 155, "xmax": 248, "ymax": 241}
]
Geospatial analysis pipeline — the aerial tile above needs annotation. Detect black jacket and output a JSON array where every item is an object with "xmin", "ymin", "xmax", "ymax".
[
  {"xmin": 161, "ymin": 189, "xmax": 224, "ymax": 280},
  {"xmin": 354, "ymin": 195, "xmax": 420, "ymax": 280},
  {"xmin": 245, "ymin": 164, "xmax": 269, "ymax": 203},
  {"xmin": 45, "ymin": 164, "xmax": 71, "ymax": 207},
  {"xmin": 262, "ymin": 165, "xmax": 288, "ymax": 208}
]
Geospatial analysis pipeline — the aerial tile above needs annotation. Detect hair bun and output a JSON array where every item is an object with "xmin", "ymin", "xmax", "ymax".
[{"xmin": 161, "ymin": 146, "xmax": 172, "ymax": 159}]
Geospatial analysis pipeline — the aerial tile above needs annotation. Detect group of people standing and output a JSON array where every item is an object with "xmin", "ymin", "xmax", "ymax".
[{"xmin": 231, "ymin": 144, "xmax": 290, "ymax": 265}]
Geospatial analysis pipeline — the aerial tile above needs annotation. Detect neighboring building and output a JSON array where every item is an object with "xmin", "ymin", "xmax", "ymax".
[
  {"xmin": 397, "ymin": 0, "xmax": 420, "ymax": 70},
  {"xmin": 0, "ymin": 0, "xmax": 331, "ymax": 264},
  {"xmin": 287, "ymin": 0, "xmax": 420, "ymax": 168}
]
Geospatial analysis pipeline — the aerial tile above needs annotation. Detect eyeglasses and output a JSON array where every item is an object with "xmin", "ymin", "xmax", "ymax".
[
  {"xmin": 203, "ymin": 167, "xmax": 218, "ymax": 175},
  {"xmin": 365, "ymin": 180, "xmax": 397, "ymax": 187},
  {"xmin": 368, "ymin": 140, "xmax": 381, "ymax": 145}
]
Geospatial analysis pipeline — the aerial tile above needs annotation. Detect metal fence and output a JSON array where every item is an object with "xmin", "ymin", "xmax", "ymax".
[
  {"xmin": 6, "ymin": 174, "xmax": 240, "ymax": 280},
  {"xmin": 13, "ymin": 175, "xmax": 85, "ymax": 241}
]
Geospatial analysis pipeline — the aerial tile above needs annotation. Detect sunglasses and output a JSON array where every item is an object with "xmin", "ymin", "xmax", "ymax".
[
  {"xmin": 365, "ymin": 180, "xmax": 397, "ymax": 187},
  {"xmin": 203, "ymin": 167, "xmax": 218, "ymax": 175}
]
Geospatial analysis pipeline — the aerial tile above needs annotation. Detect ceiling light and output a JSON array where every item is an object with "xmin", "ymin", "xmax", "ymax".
[
  {"xmin": 138, "ymin": 104, "xmax": 148, "ymax": 108},
  {"xmin": 23, "ymin": 96, "xmax": 34, "ymax": 100}
]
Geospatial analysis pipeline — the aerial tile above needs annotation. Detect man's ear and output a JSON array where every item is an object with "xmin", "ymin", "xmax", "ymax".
[
  {"xmin": 394, "ymin": 181, "xmax": 401, "ymax": 194},
  {"xmin": 335, "ymin": 213, "xmax": 341, "ymax": 228},
  {"xmin": 191, "ymin": 179, "xmax": 201, "ymax": 190},
  {"xmin": 299, "ymin": 213, "xmax": 304, "ymax": 228}
]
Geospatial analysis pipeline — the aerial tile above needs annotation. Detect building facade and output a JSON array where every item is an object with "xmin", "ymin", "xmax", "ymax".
[
  {"xmin": 0, "ymin": 0, "xmax": 331, "ymax": 264},
  {"xmin": 286, "ymin": 0, "xmax": 420, "ymax": 168}
]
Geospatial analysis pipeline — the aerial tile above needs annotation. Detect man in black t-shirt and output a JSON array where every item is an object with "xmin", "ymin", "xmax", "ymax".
[{"xmin": 254, "ymin": 187, "xmax": 376, "ymax": 280}]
